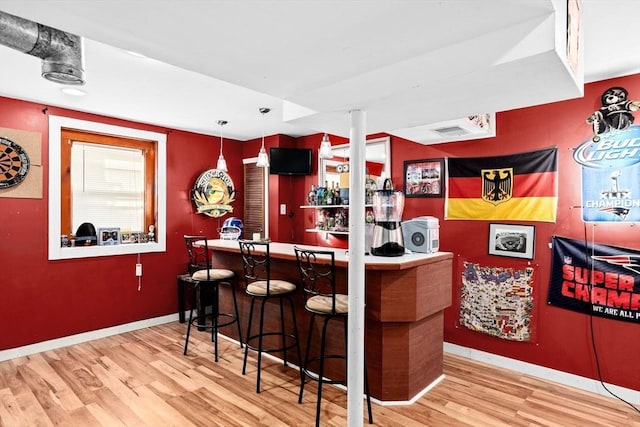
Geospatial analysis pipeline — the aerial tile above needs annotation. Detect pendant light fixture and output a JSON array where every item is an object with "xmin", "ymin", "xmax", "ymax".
[
  {"xmin": 319, "ymin": 133, "xmax": 334, "ymax": 159},
  {"xmin": 216, "ymin": 119, "xmax": 228, "ymax": 172},
  {"xmin": 256, "ymin": 107, "xmax": 270, "ymax": 168}
]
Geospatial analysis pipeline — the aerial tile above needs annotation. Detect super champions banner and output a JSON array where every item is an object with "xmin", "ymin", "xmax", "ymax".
[
  {"xmin": 446, "ymin": 147, "xmax": 558, "ymax": 222},
  {"xmin": 548, "ymin": 236, "xmax": 640, "ymax": 323}
]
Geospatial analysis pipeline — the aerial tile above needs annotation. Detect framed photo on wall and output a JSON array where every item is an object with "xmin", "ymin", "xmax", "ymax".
[
  {"xmin": 403, "ymin": 158, "xmax": 444, "ymax": 197},
  {"xmin": 488, "ymin": 223, "xmax": 535, "ymax": 259}
]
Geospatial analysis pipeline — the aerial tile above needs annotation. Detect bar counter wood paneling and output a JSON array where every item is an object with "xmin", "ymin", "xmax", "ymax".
[{"xmin": 205, "ymin": 239, "xmax": 453, "ymax": 402}]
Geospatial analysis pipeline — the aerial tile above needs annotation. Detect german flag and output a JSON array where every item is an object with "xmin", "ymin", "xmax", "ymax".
[{"xmin": 446, "ymin": 147, "xmax": 557, "ymax": 221}]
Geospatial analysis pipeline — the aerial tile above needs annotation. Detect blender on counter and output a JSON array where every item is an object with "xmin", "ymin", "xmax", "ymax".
[{"xmin": 371, "ymin": 178, "xmax": 405, "ymax": 256}]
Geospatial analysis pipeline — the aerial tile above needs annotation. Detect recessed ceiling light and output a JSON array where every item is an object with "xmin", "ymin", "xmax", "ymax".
[{"xmin": 60, "ymin": 87, "xmax": 87, "ymax": 96}]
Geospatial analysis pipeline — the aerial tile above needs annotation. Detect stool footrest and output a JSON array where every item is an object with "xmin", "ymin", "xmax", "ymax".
[
  {"xmin": 301, "ymin": 370, "xmax": 345, "ymax": 385},
  {"xmin": 302, "ymin": 354, "xmax": 346, "ymax": 385},
  {"xmin": 245, "ymin": 332, "xmax": 299, "ymax": 354},
  {"xmin": 189, "ymin": 312, "xmax": 240, "ymax": 330}
]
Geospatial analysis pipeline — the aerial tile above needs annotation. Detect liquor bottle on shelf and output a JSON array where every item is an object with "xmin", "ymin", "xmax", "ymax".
[
  {"xmin": 316, "ymin": 210, "xmax": 325, "ymax": 229},
  {"xmin": 316, "ymin": 185, "xmax": 325, "ymax": 205},
  {"xmin": 333, "ymin": 182, "xmax": 341, "ymax": 205},
  {"xmin": 365, "ymin": 209, "xmax": 374, "ymax": 224},
  {"xmin": 308, "ymin": 184, "xmax": 316, "ymax": 205},
  {"xmin": 365, "ymin": 176, "xmax": 376, "ymax": 205},
  {"xmin": 325, "ymin": 180, "xmax": 333, "ymax": 205}
]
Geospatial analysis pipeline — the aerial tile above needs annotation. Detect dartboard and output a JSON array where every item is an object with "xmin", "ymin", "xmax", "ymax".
[{"xmin": 0, "ymin": 136, "xmax": 30, "ymax": 189}]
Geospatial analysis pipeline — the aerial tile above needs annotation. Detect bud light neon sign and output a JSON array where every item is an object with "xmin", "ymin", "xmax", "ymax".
[
  {"xmin": 574, "ymin": 126, "xmax": 640, "ymax": 222},
  {"xmin": 574, "ymin": 127, "xmax": 640, "ymax": 169}
]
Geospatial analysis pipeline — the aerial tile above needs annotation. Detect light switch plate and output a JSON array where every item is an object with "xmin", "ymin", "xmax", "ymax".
[{"xmin": 280, "ymin": 204, "xmax": 286, "ymax": 215}]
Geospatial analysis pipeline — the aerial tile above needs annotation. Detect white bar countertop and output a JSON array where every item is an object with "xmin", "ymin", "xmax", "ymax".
[{"xmin": 204, "ymin": 239, "xmax": 452, "ymax": 271}]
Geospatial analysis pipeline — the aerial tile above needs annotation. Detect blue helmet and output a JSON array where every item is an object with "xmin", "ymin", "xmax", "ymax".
[
  {"xmin": 223, "ymin": 217, "xmax": 243, "ymax": 229},
  {"xmin": 220, "ymin": 217, "xmax": 243, "ymax": 240}
]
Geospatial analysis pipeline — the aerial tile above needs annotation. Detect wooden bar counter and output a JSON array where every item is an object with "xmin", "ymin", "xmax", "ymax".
[{"xmin": 206, "ymin": 239, "xmax": 453, "ymax": 403}]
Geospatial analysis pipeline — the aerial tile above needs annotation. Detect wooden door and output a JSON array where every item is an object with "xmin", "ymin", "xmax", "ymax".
[{"xmin": 243, "ymin": 162, "xmax": 265, "ymax": 239}]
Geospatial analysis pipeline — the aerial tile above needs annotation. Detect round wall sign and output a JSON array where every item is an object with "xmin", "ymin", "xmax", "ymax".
[
  {"xmin": 192, "ymin": 168, "xmax": 236, "ymax": 218},
  {"xmin": 0, "ymin": 136, "xmax": 30, "ymax": 189}
]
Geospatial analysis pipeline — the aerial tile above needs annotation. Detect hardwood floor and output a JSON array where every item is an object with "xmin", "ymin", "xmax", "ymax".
[{"xmin": 1, "ymin": 321, "xmax": 638, "ymax": 426}]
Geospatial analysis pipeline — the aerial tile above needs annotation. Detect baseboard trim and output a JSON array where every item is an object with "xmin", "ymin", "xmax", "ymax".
[
  {"xmin": 444, "ymin": 342, "xmax": 640, "ymax": 405},
  {"xmin": 0, "ymin": 313, "xmax": 179, "ymax": 362},
  {"xmin": 373, "ymin": 374, "xmax": 445, "ymax": 406}
]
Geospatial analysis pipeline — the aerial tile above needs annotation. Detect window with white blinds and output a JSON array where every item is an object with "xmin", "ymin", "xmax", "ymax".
[
  {"xmin": 48, "ymin": 115, "xmax": 167, "ymax": 260},
  {"xmin": 71, "ymin": 142, "xmax": 145, "ymax": 232}
]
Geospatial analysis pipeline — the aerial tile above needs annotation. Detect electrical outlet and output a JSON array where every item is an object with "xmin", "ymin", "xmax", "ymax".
[
  {"xmin": 280, "ymin": 203, "xmax": 286, "ymax": 215},
  {"xmin": 135, "ymin": 263, "xmax": 142, "ymax": 277}
]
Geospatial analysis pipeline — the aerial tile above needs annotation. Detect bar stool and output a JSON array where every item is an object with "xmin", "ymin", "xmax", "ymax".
[
  {"xmin": 294, "ymin": 246, "xmax": 373, "ymax": 427},
  {"xmin": 239, "ymin": 240, "xmax": 302, "ymax": 393},
  {"xmin": 182, "ymin": 235, "xmax": 243, "ymax": 362}
]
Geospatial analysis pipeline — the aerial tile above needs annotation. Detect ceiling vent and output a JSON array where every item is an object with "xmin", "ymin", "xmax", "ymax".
[
  {"xmin": 433, "ymin": 125, "xmax": 470, "ymax": 137},
  {"xmin": 388, "ymin": 113, "xmax": 496, "ymax": 145}
]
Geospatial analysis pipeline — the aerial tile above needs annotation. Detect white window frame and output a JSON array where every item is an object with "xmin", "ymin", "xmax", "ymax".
[{"xmin": 48, "ymin": 115, "xmax": 167, "ymax": 260}]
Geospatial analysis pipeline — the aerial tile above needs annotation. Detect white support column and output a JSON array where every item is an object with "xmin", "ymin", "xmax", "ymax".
[{"xmin": 347, "ymin": 109, "xmax": 366, "ymax": 427}]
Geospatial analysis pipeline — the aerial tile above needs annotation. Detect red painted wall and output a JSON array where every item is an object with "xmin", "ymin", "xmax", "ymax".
[
  {"xmin": 0, "ymin": 96, "xmax": 244, "ymax": 350},
  {"xmin": 390, "ymin": 74, "xmax": 640, "ymax": 392}
]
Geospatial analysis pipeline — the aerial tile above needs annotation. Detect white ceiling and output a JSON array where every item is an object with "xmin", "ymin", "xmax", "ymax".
[{"xmin": 0, "ymin": 0, "xmax": 638, "ymax": 143}]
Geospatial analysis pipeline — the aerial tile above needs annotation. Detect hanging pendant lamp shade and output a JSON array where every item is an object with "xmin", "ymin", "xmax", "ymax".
[
  {"xmin": 216, "ymin": 120, "xmax": 228, "ymax": 172},
  {"xmin": 319, "ymin": 133, "xmax": 334, "ymax": 159},
  {"xmin": 256, "ymin": 107, "xmax": 270, "ymax": 168},
  {"xmin": 256, "ymin": 146, "xmax": 269, "ymax": 168}
]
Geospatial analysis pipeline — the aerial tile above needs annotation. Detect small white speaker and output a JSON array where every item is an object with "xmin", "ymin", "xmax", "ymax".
[{"xmin": 401, "ymin": 216, "xmax": 439, "ymax": 253}]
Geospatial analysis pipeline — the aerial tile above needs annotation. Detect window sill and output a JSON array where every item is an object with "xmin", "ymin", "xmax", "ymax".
[{"xmin": 49, "ymin": 241, "xmax": 166, "ymax": 260}]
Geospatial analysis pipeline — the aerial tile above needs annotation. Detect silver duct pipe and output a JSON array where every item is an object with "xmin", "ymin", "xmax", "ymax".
[{"xmin": 0, "ymin": 11, "xmax": 85, "ymax": 85}]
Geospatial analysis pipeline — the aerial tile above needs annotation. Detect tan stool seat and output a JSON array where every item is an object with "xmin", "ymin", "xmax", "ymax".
[
  {"xmin": 246, "ymin": 279, "xmax": 296, "ymax": 296},
  {"xmin": 306, "ymin": 294, "xmax": 348, "ymax": 314},
  {"xmin": 192, "ymin": 268, "xmax": 234, "ymax": 281}
]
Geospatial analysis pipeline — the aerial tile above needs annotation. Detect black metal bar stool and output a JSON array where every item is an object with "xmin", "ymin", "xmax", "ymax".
[
  {"xmin": 294, "ymin": 246, "xmax": 373, "ymax": 427},
  {"xmin": 182, "ymin": 235, "xmax": 243, "ymax": 362},
  {"xmin": 239, "ymin": 240, "xmax": 302, "ymax": 393}
]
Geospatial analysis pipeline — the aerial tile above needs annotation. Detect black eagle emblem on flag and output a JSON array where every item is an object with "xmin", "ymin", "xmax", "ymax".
[{"xmin": 481, "ymin": 168, "xmax": 513, "ymax": 205}]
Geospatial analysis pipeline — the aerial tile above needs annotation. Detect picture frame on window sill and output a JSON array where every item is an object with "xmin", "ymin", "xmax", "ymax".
[
  {"xmin": 488, "ymin": 223, "xmax": 535, "ymax": 259},
  {"xmin": 98, "ymin": 228, "xmax": 121, "ymax": 246},
  {"xmin": 403, "ymin": 158, "xmax": 444, "ymax": 198},
  {"xmin": 120, "ymin": 230, "xmax": 132, "ymax": 244}
]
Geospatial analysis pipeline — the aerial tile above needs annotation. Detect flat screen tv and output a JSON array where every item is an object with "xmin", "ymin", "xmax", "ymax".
[{"xmin": 269, "ymin": 147, "xmax": 312, "ymax": 175}]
